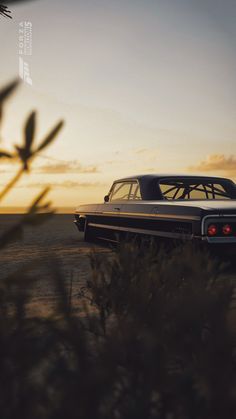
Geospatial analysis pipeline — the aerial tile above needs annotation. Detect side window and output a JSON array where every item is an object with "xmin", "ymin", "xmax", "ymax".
[
  {"xmin": 135, "ymin": 184, "xmax": 142, "ymax": 200},
  {"xmin": 110, "ymin": 182, "xmax": 132, "ymax": 201},
  {"xmin": 129, "ymin": 183, "xmax": 142, "ymax": 200}
]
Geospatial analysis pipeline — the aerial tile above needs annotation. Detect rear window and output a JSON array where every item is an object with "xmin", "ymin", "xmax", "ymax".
[{"xmin": 159, "ymin": 180, "xmax": 231, "ymax": 200}]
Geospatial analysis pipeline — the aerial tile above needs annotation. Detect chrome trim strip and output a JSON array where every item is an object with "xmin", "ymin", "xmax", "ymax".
[
  {"xmin": 88, "ymin": 222, "xmax": 119, "ymax": 230},
  {"xmin": 207, "ymin": 237, "xmax": 236, "ymax": 244},
  {"xmin": 78, "ymin": 211, "xmax": 200, "ymax": 222},
  {"xmin": 88, "ymin": 222, "xmax": 193, "ymax": 240}
]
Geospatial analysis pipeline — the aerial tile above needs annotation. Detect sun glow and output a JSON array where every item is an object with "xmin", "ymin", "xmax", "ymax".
[{"xmin": 0, "ymin": 0, "xmax": 236, "ymax": 212}]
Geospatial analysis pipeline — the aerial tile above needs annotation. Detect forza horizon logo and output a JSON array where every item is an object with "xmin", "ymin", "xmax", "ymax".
[
  {"xmin": 19, "ymin": 57, "xmax": 32, "ymax": 85},
  {"xmin": 18, "ymin": 21, "xmax": 33, "ymax": 85}
]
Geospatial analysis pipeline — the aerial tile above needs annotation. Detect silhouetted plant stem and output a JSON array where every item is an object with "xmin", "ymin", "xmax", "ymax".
[{"xmin": 0, "ymin": 166, "xmax": 24, "ymax": 201}]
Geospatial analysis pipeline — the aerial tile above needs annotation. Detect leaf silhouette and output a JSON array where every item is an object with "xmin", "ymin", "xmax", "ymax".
[
  {"xmin": 25, "ymin": 187, "xmax": 55, "ymax": 225},
  {"xmin": 0, "ymin": 5, "xmax": 12, "ymax": 19},
  {"xmin": 28, "ymin": 187, "xmax": 50, "ymax": 214},
  {"xmin": 24, "ymin": 111, "xmax": 36, "ymax": 152},
  {"xmin": 36, "ymin": 120, "xmax": 64, "ymax": 153},
  {"xmin": 0, "ymin": 150, "xmax": 13, "ymax": 159},
  {"xmin": 0, "ymin": 79, "xmax": 19, "ymax": 126},
  {"xmin": 14, "ymin": 114, "xmax": 64, "ymax": 172},
  {"xmin": 14, "ymin": 111, "xmax": 36, "ymax": 170},
  {"xmin": 14, "ymin": 145, "xmax": 29, "ymax": 170},
  {"xmin": 0, "ymin": 79, "xmax": 19, "ymax": 103}
]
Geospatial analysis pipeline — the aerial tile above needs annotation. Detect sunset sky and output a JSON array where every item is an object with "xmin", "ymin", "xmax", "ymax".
[{"xmin": 0, "ymin": 0, "xmax": 236, "ymax": 210}]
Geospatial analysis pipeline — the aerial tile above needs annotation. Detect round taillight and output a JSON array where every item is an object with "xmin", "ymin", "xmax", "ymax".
[
  {"xmin": 222, "ymin": 224, "xmax": 232, "ymax": 235},
  {"xmin": 207, "ymin": 224, "xmax": 217, "ymax": 236}
]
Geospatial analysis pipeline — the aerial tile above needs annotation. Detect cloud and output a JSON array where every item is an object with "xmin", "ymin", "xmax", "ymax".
[
  {"xmin": 189, "ymin": 154, "xmax": 236, "ymax": 176},
  {"xmin": 0, "ymin": 157, "xmax": 100, "ymax": 175},
  {"xmin": 22, "ymin": 181, "xmax": 104, "ymax": 189},
  {"xmin": 36, "ymin": 161, "xmax": 99, "ymax": 174},
  {"xmin": 104, "ymin": 159, "xmax": 123, "ymax": 166},
  {"xmin": 134, "ymin": 147, "xmax": 158, "ymax": 157},
  {"xmin": 135, "ymin": 148, "xmax": 149, "ymax": 154}
]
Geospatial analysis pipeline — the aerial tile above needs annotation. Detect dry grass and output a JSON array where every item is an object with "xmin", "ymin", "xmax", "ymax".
[{"xmin": 1, "ymin": 239, "xmax": 236, "ymax": 419}]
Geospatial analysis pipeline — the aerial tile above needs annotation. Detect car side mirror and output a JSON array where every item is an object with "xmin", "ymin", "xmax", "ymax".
[{"xmin": 104, "ymin": 195, "xmax": 109, "ymax": 203}]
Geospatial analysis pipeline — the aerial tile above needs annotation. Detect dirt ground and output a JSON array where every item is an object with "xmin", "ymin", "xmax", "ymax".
[
  {"xmin": 1, "ymin": 214, "xmax": 236, "ymax": 319},
  {"xmin": 0, "ymin": 214, "xmax": 111, "ymax": 316}
]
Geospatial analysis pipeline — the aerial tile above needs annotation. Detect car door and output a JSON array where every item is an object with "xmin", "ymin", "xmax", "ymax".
[
  {"xmin": 94, "ymin": 181, "xmax": 133, "ymax": 241},
  {"xmin": 118, "ymin": 181, "xmax": 144, "ymax": 235}
]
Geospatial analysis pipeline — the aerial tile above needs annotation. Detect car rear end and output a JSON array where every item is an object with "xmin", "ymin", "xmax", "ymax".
[
  {"xmin": 200, "ymin": 206, "xmax": 236, "ymax": 257},
  {"xmin": 202, "ymin": 215, "xmax": 236, "ymax": 244}
]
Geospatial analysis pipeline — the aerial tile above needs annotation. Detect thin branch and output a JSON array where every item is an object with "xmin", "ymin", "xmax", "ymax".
[{"xmin": 0, "ymin": 166, "xmax": 24, "ymax": 201}]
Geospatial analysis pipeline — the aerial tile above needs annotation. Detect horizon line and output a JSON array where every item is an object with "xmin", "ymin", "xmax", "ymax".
[{"xmin": 0, "ymin": 207, "xmax": 74, "ymax": 214}]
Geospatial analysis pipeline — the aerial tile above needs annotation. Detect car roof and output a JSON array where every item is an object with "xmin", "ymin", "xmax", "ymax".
[{"xmin": 114, "ymin": 174, "xmax": 233, "ymax": 183}]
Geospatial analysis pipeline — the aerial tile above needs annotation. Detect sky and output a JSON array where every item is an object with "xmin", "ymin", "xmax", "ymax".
[{"xmin": 0, "ymin": 0, "xmax": 236, "ymax": 210}]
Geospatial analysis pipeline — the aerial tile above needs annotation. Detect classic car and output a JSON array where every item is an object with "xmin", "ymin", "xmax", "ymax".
[{"xmin": 74, "ymin": 174, "xmax": 236, "ymax": 247}]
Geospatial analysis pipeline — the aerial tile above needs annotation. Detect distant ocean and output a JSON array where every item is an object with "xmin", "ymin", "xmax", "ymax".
[{"xmin": 0, "ymin": 207, "xmax": 74, "ymax": 214}]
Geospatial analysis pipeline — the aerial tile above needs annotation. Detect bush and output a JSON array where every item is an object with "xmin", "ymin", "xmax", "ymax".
[{"xmin": 84, "ymin": 241, "xmax": 236, "ymax": 419}]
